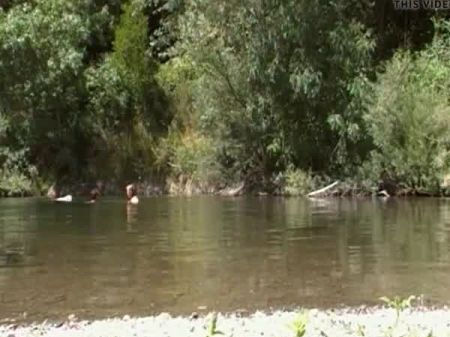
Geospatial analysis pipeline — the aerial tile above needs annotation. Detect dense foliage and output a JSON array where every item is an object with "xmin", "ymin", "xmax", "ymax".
[
  {"xmin": 363, "ymin": 20, "xmax": 450, "ymax": 193},
  {"xmin": 0, "ymin": 0, "xmax": 448, "ymax": 195}
]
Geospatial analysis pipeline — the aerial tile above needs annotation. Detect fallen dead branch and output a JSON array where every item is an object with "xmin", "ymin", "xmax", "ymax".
[{"xmin": 307, "ymin": 181, "xmax": 339, "ymax": 197}]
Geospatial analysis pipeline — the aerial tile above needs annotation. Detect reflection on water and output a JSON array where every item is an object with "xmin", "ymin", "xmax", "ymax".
[
  {"xmin": 0, "ymin": 197, "xmax": 450, "ymax": 321},
  {"xmin": 126, "ymin": 204, "xmax": 138, "ymax": 233}
]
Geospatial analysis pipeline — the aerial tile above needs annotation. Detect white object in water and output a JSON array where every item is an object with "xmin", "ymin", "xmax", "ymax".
[
  {"xmin": 55, "ymin": 194, "xmax": 72, "ymax": 202},
  {"xmin": 129, "ymin": 195, "xmax": 139, "ymax": 205},
  {"xmin": 377, "ymin": 190, "xmax": 390, "ymax": 198},
  {"xmin": 307, "ymin": 181, "xmax": 339, "ymax": 197}
]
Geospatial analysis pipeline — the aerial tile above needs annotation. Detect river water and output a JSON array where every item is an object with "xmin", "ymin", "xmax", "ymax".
[{"xmin": 0, "ymin": 196, "xmax": 450, "ymax": 321}]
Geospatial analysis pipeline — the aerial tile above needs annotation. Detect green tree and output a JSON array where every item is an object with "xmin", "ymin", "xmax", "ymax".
[
  {"xmin": 86, "ymin": 0, "xmax": 170, "ymax": 180},
  {"xmin": 362, "ymin": 20, "xmax": 450, "ymax": 192},
  {"xmin": 0, "ymin": 0, "xmax": 97, "ymax": 180},
  {"xmin": 176, "ymin": 0, "xmax": 374, "ymax": 188}
]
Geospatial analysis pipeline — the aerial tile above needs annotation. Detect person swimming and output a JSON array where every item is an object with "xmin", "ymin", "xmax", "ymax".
[
  {"xmin": 47, "ymin": 184, "xmax": 72, "ymax": 202},
  {"xmin": 126, "ymin": 183, "xmax": 139, "ymax": 204},
  {"xmin": 55, "ymin": 194, "xmax": 72, "ymax": 202},
  {"xmin": 49, "ymin": 181, "xmax": 103, "ymax": 204},
  {"xmin": 86, "ymin": 181, "xmax": 103, "ymax": 204},
  {"xmin": 86, "ymin": 187, "xmax": 100, "ymax": 204}
]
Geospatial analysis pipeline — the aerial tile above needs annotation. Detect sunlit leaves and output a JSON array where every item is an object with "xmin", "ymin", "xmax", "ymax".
[
  {"xmin": 364, "ymin": 24, "xmax": 450, "ymax": 190},
  {"xmin": 178, "ymin": 0, "xmax": 375, "ymax": 182}
]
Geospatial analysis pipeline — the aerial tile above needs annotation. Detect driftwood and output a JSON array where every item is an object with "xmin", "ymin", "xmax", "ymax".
[
  {"xmin": 217, "ymin": 182, "xmax": 245, "ymax": 197},
  {"xmin": 307, "ymin": 181, "xmax": 339, "ymax": 197}
]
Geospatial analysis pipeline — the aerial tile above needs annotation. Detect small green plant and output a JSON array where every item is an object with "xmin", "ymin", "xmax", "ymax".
[
  {"xmin": 283, "ymin": 167, "xmax": 313, "ymax": 196},
  {"xmin": 380, "ymin": 295, "xmax": 416, "ymax": 323},
  {"xmin": 356, "ymin": 324, "xmax": 366, "ymax": 337},
  {"xmin": 207, "ymin": 312, "xmax": 224, "ymax": 337},
  {"xmin": 289, "ymin": 311, "xmax": 308, "ymax": 337}
]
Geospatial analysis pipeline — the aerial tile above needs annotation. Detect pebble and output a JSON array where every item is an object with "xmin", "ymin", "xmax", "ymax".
[{"xmin": 2, "ymin": 308, "xmax": 450, "ymax": 337}]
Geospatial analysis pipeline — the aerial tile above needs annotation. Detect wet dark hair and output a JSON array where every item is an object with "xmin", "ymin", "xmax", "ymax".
[{"xmin": 90, "ymin": 188, "xmax": 100, "ymax": 201}]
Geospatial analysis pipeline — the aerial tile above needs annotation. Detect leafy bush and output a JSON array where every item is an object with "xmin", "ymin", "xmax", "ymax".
[
  {"xmin": 166, "ymin": 131, "xmax": 220, "ymax": 184},
  {"xmin": 0, "ymin": 169, "xmax": 33, "ymax": 197},
  {"xmin": 363, "ymin": 20, "xmax": 450, "ymax": 192},
  {"xmin": 0, "ymin": 148, "xmax": 34, "ymax": 197},
  {"xmin": 282, "ymin": 167, "xmax": 313, "ymax": 196}
]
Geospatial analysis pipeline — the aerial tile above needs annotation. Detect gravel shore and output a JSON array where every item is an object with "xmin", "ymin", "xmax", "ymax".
[{"xmin": 2, "ymin": 307, "xmax": 450, "ymax": 337}]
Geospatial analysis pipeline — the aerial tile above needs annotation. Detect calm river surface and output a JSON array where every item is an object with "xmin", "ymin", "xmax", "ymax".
[{"xmin": 0, "ymin": 196, "xmax": 450, "ymax": 321}]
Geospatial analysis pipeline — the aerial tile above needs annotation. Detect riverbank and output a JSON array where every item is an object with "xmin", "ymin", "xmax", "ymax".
[
  {"xmin": 3, "ymin": 307, "xmax": 450, "ymax": 337},
  {"xmin": 2, "ymin": 172, "xmax": 450, "ymax": 198}
]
